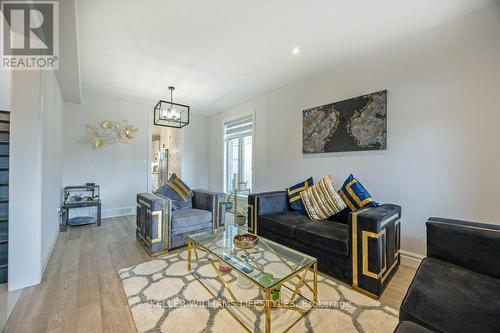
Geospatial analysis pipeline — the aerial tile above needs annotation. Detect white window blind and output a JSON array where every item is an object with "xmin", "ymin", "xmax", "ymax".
[{"xmin": 224, "ymin": 116, "xmax": 253, "ymax": 138}]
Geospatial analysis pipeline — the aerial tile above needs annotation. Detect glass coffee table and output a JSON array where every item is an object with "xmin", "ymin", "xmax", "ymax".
[{"xmin": 187, "ymin": 226, "xmax": 318, "ymax": 333}]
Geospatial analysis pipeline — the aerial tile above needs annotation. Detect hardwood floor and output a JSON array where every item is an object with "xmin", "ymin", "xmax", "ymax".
[
  {"xmin": 2, "ymin": 216, "xmax": 416, "ymax": 332},
  {"xmin": 379, "ymin": 266, "xmax": 415, "ymax": 309},
  {"xmin": 3, "ymin": 216, "xmax": 147, "ymax": 333},
  {"xmin": 0, "ymin": 285, "xmax": 21, "ymax": 331}
]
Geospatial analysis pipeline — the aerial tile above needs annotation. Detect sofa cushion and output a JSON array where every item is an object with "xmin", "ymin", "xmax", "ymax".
[
  {"xmin": 295, "ymin": 221, "xmax": 349, "ymax": 256},
  {"xmin": 327, "ymin": 207, "xmax": 350, "ymax": 225},
  {"xmin": 400, "ymin": 257, "xmax": 500, "ymax": 333},
  {"xmin": 257, "ymin": 226, "xmax": 352, "ymax": 283},
  {"xmin": 259, "ymin": 211, "xmax": 309, "ymax": 239},
  {"xmin": 171, "ymin": 209, "xmax": 212, "ymax": 232}
]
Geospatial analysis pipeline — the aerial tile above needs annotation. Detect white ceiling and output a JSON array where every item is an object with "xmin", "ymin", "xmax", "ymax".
[{"xmin": 77, "ymin": 0, "xmax": 497, "ymax": 114}]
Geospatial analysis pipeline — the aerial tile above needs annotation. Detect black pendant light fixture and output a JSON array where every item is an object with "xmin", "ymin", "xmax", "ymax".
[{"xmin": 153, "ymin": 86, "xmax": 190, "ymax": 128}]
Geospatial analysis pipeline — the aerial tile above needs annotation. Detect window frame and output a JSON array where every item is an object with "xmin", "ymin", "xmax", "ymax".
[{"xmin": 223, "ymin": 114, "xmax": 254, "ymax": 195}]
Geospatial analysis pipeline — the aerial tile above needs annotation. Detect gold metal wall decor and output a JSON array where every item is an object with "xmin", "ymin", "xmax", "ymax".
[{"xmin": 79, "ymin": 119, "xmax": 138, "ymax": 149}]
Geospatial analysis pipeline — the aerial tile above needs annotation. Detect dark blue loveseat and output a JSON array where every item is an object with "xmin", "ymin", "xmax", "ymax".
[{"xmin": 248, "ymin": 191, "xmax": 401, "ymax": 298}]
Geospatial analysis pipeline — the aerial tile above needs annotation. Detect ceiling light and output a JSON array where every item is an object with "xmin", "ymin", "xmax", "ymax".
[
  {"xmin": 154, "ymin": 86, "xmax": 190, "ymax": 128},
  {"xmin": 292, "ymin": 47, "xmax": 300, "ymax": 55}
]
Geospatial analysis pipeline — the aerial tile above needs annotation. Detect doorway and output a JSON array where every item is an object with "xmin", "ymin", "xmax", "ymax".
[{"xmin": 150, "ymin": 125, "xmax": 182, "ymax": 192}]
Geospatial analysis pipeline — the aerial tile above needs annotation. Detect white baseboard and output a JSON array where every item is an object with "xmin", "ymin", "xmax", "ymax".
[
  {"xmin": 102, "ymin": 206, "xmax": 135, "ymax": 219},
  {"xmin": 41, "ymin": 226, "xmax": 59, "ymax": 275},
  {"xmin": 400, "ymin": 250, "xmax": 425, "ymax": 268}
]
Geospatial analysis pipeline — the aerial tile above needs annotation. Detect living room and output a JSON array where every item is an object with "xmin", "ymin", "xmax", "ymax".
[{"xmin": 0, "ymin": 1, "xmax": 499, "ymax": 332}]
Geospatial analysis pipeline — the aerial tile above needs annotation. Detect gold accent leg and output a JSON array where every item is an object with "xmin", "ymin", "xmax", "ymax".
[
  {"xmin": 313, "ymin": 261, "xmax": 318, "ymax": 303},
  {"xmin": 187, "ymin": 240, "xmax": 316, "ymax": 333},
  {"xmin": 194, "ymin": 245, "xmax": 200, "ymax": 261},
  {"xmin": 187, "ymin": 239, "xmax": 192, "ymax": 271},
  {"xmin": 264, "ymin": 289, "xmax": 272, "ymax": 333},
  {"xmin": 290, "ymin": 267, "xmax": 308, "ymax": 302},
  {"xmin": 210, "ymin": 262, "xmax": 238, "ymax": 302}
]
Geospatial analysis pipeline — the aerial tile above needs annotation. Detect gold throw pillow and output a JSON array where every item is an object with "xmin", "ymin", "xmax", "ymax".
[{"xmin": 300, "ymin": 176, "xmax": 347, "ymax": 221}]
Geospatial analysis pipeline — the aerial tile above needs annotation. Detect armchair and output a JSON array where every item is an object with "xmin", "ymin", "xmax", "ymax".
[
  {"xmin": 136, "ymin": 189, "xmax": 225, "ymax": 256},
  {"xmin": 399, "ymin": 218, "xmax": 500, "ymax": 333}
]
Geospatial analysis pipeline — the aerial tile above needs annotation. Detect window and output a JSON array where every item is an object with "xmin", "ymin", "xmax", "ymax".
[{"xmin": 224, "ymin": 116, "xmax": 253, "ymax": 193}]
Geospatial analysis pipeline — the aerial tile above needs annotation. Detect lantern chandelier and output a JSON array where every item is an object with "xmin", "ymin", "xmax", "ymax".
[{"xmin": 153, "ymin": 86, "xmax": 190, "ymax": 128}]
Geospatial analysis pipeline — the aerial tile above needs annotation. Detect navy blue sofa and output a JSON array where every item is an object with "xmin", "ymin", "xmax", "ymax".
[
  {"xmin": 248, "ymin": 191, "xmax": 401, "ymax": 298},
  {"xmin": 398, "ymin": 218, "xmax": 500, "ymax": 333}
]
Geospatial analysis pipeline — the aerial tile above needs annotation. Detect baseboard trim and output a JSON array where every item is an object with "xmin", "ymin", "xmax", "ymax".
[
  {"xmin": 102, "ymin": 206, "xmax": 135, "ymax": 219},
  {"xmin": 41, "ymin": 226, "xmax": 59, "ymax": 275},
  {"xmin": 400, "ymin": 250, "xmax": 425, "ymax": 269}
]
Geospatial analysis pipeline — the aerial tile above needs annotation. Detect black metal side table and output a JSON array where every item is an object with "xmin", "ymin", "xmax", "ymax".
[{"xmin": 60, "ymin": 185, "xmax": 102, "ymax": 231}]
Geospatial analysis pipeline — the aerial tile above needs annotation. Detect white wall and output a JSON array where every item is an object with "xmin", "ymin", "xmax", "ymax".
[
  {"xmin": 0, "ymin": 12, "xmax": 12, "ymax": 111},
  {"xmin": 63, "ymin": 89, "xmax": 210, "ymax": 217},
  {"xmin": 56, "ymin": 0, "xmax": 82, "ymax": 103},
  {"xmin": 182, "ymin": 114, "xmax": 209, "ymax": 189},
  {"xmin": 63, "ymin": 89, "xmax": 150, "ymax": 218},
  {"xmin": 9, "ymin": 71, "xmax": 43, "ymax": 290},
  {"xmin": 9, "ymin": 70, "xmax": 64, "ymax": 290},
  {"xmin": 41, "ymin": 72, "xmax": 64, "ymax": 270},
  {"xmin": 4, "ymin": 0, "xmax": 71, "ymax": 291},
  {"xmin": 0, "ymin": 71, "xmax": 11, "ymax": 111},
  {"xmin": 208, "ymin": 6, "xmax": 500, "ymax": 256}
]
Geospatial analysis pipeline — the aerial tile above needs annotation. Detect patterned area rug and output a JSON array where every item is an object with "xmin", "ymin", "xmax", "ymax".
[{"xmin": 119, "ymin": 251, "xmax": 398, "ymax": 332}]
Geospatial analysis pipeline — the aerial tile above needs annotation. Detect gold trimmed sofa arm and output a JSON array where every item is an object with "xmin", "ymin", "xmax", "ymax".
[
  {"xmin": 136, "ymin": 192, "xmax": 171, "ymax": 256},
  {"xmin": 349, "ymin": 204, "xmax": 401, "ymax": 298}
]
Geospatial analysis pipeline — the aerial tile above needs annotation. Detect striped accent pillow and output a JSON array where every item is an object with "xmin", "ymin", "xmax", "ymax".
[
  {"xmin": 300, "ymin": 176, "xmax": 347, "ymax": 221},
  {"xmin": 155, "ymin": 173, "xmax": 193, "ymax": 210},
  {"xmin": 167, "ymin": 174, "xmax": 193, "ymax": 202},
  {"xmin": 339, "ymin": 174, "xmax": 377, "ymax": 211}
]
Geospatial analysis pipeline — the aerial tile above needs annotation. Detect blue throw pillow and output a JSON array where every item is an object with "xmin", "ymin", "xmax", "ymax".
[
  {"xmin": 339, "ymin": 174, "xmax": 377, "ymax": 211},
  {"xmin": 155, "ymin": 173, "xmax": 193, "ymax": 210},
  {"xmin": 287, "ymin": 177, "xmax": 313, "ymax": 215}
]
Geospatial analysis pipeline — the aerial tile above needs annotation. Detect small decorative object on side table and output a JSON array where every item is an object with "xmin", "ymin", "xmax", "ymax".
[{"xmin": 60, "ymin": 183, "xmax": 101, "ymax": 232}]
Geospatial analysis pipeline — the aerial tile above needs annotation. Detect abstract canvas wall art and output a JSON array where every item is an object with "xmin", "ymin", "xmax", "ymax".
[{"xmin": 303, "ymin": 90, "xmax": 387, "ymax": 153}]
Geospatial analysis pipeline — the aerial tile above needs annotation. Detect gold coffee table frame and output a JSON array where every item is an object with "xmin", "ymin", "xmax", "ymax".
[{"xmin": 187, "ymin": 236, "xmax": 318, "ymax": 333}]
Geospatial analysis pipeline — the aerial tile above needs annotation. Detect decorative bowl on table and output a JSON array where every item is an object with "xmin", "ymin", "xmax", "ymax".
[
  {"xmin": 233, "ymin": 233, "xmax": 259, "ymax": 249},
  {"xmin": 72, "ymin": 193, "xmax": 84, "ymax": 201}
]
